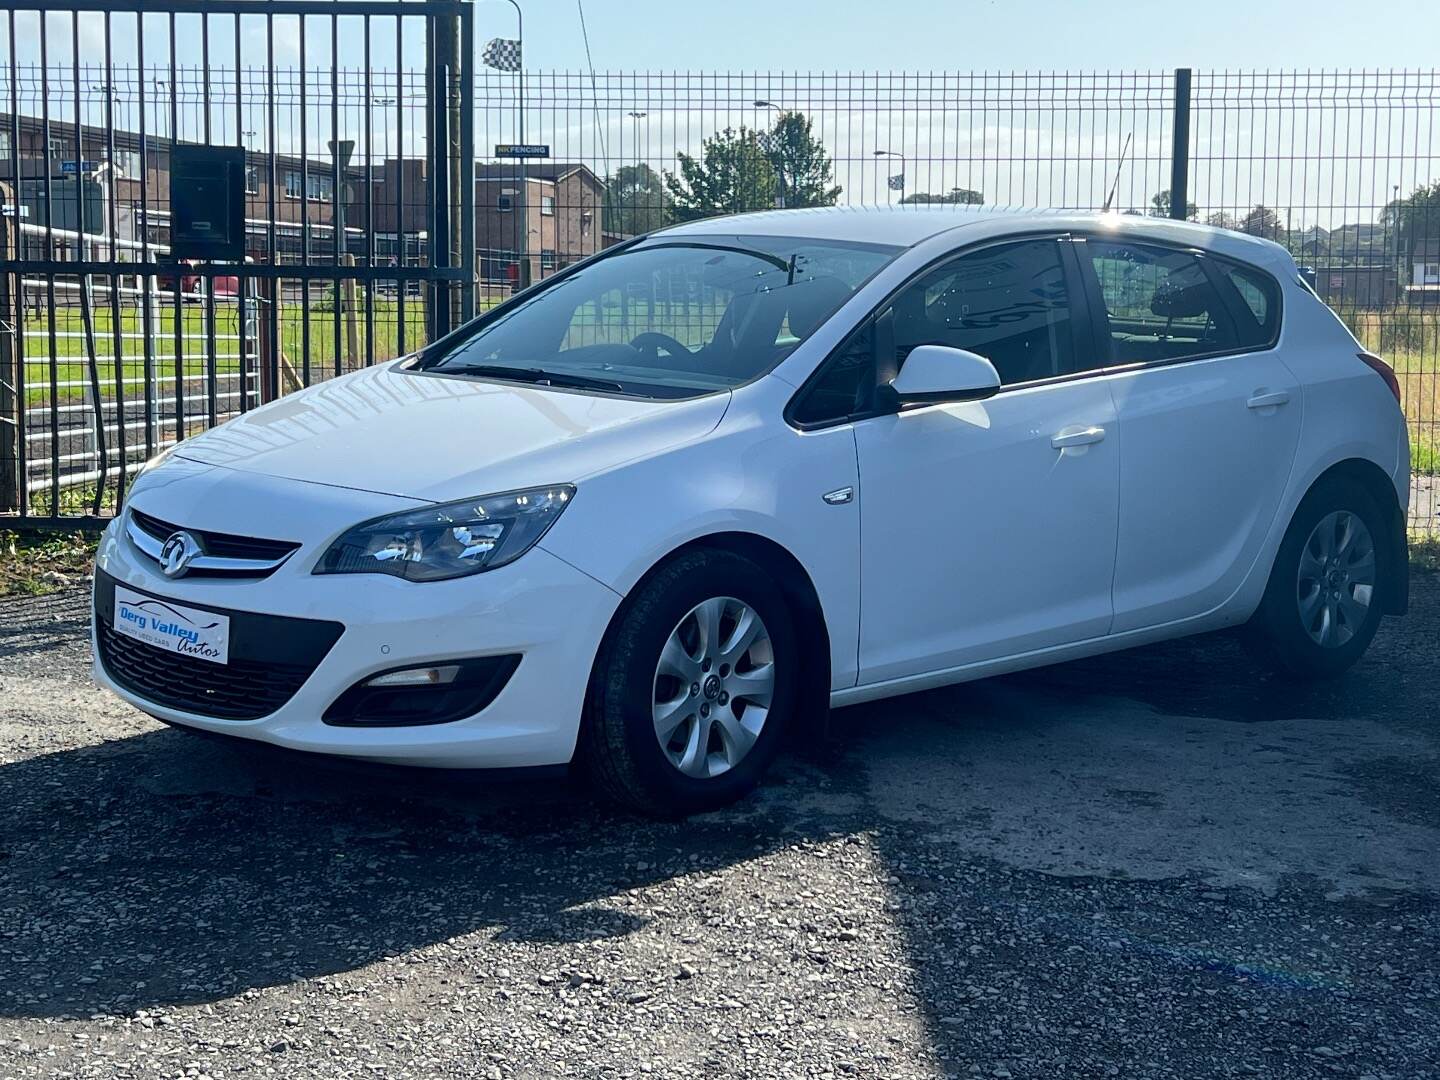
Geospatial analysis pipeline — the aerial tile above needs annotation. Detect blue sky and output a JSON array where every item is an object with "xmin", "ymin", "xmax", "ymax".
[
  {"xmin": 530, "ymin": 0, "xmax": 1440, "ymax": 71},
  {"xmin": 8, "ymin": 0, "xmax": 1440, "ymax": 74},
  {"xmin": 4, "ymin": 1, "xmax": 1437, "ymax": 226}
]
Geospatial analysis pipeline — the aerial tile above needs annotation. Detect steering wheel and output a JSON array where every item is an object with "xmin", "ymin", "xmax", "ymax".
[{"xmin": 630, "ymin": 331, "xmax": 694, "ymax": 360}]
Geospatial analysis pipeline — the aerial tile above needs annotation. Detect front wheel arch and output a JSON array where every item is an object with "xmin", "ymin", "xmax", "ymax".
[{"xmin": 578, "ymin": 532, "xmax": 832, "ymax": 762}]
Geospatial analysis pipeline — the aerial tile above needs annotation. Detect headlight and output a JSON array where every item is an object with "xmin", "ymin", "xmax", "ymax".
[{"xmin": 314, "ymin": 485, "xmax": 575, "ymax": 582}]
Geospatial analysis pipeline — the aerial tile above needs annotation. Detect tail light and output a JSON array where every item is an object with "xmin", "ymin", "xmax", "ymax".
[{"xmin": 1358, "ymin": 351, "xmax": 1401, "ymax": 405}]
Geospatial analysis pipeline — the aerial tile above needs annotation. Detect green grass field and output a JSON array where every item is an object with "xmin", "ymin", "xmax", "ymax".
[
  {"xmin": 19, "ymin": 297, "xmax": 429, "ymax": 406},
  {"xmin": 1346, "ymin": 310, "xmax": 1439, "ymax": 476}
]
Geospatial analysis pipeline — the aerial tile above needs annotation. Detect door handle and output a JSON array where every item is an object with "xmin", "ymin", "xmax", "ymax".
[
  {"xmin": 1246, "ymin": 390, "xmax": 1291, "ymax": 410},
  {"xmin": 1051, "ymin": 425, "xmax": 1106, "ymax": 449}
]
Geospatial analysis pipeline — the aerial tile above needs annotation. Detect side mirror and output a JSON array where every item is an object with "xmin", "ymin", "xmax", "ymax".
[{"xmin": 885, "ymin": 344, "xmax": 1001, "ymax": 405}]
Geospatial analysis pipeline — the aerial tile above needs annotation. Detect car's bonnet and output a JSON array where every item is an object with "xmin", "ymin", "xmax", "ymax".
[{"xmin": 169, "ymin": 361, "xmax": 731, "ymax": 501}]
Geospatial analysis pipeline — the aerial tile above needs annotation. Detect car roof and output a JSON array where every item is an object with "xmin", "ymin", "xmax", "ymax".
[{"xmin": 659, "ymin": 206, "xmax": 1296, "ymax": 274}]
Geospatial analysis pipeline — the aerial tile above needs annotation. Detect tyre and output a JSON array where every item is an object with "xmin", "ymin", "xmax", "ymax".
[
  {"xmin": 581, "ymin": 549, "xmax": 799, "ymax": 816},
  {"xmin": 1248, "ymin": 476, "xmax": 1391, "ymax": 679}
]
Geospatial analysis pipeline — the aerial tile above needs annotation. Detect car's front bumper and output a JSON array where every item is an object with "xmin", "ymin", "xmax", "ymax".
[{"xmin": 91, "ymin": 519, "xmax": 623, "ymax": 768}]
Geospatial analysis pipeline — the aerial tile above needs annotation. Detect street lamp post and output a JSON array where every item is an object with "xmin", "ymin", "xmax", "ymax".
[
  {"xmin": 328, "ymin": 138, "xmax": 358, "ymax": 363},
  {"xmin": 874, "ymin": 149, "xmax": 905, "ymax": 205},
  {"xmin": 626, "ymin": 111, "xmax": 646, "ymax": 233},
  {"xmin": 489, "ymin": 0, "xmax": 527, "ymax": 288},
  {"xmin": 753, "ymin": 100, "xmax": 784, "ymax": 208},
  {"xmin": 627, "ymin": 111, "xmax": 646, "ymax": 166}
]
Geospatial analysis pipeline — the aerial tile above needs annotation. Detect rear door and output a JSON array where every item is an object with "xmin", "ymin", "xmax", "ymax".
[{"xmin": 1080, "ymin": 239, "xmax": 1302, "ymax": 632}]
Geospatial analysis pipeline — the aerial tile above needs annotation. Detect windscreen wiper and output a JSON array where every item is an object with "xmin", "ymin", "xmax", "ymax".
[{"xmin": 439, "ymin": 364, "xmax": 629, "ymax": 394}]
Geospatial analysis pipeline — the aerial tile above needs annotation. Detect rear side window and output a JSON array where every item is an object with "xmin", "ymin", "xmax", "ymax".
[{"xmin": 1086, "ymin": 241, "xmax": 1239, "ymax": 364}]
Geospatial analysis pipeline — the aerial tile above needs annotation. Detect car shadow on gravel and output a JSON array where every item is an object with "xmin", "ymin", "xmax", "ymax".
[{"xmin": 0, "ymin": 723, "xmax": 852, "ymax": 1020}]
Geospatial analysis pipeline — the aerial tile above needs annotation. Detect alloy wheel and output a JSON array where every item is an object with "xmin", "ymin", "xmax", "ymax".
[
  {"xmin": 1296, "ymin": 509, "xmax": 1376, "ymax": 648},
  {"xmin": 651, "ymin": 596, "xmax": 776, "ymax": 778}
]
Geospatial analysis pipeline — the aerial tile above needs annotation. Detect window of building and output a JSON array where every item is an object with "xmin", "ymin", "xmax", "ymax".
[
  {"xmin": 284, "ymin": 170, "xmax": 304, "ymax": 199},
  {"xmin": 1425, "ymin": 263, "xmax": 1440, "ymax": 282},
  {"xmin": 497, "ymin": 193, "xmax": 513, "ymax": 212},
  {"xmin": 891, "ymin": 239, "xmax": 1075, "ymax": 386},
  {"xmin": 1086, "ymin": 241, "xmax": 1239, "ymax": 365},
  {"xmin": 110, "ymin": 149, "xmax": 136, "ymax": 175},
  {"xmin": 306, "ymin": 173, "xmax": 334, "ymax": 202},
  {"xmin": 0, "ymin": 129, "xmax": 9, "ymax": 158},
  {"xmin": 540, "ymin": 248, "xmax": 557, "ymax": 272},
  {"xmin": 244, "ymin": 165, "xmax": 260, "ymax": 195},
  {"xmin": 540, "ymin": 195, "xmax": 556, "ymax": 216}
]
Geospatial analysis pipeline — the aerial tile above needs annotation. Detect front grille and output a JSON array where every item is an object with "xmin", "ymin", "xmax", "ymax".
[
  {"xmin": 94, "ymin": 571, "xmax": 344, "ymax": 721},
  {"xmin": 97, "ymin": 621, "xmax": 316, "ymax": 719},
  {"xmin": 131, "ymin": 508, "xmax": 301, "ymax": 563}
]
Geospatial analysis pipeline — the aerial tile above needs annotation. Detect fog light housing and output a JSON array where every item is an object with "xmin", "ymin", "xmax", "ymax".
[
  {"xmin": 364, "ymin": 664, "xmax": 461, "ymax": 688},
  {"xmin": 324, "ymin": 655, "xmax": 521, "ymax": 727}
]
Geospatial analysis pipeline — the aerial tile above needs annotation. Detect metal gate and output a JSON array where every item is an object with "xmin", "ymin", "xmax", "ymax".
[{"xmin": 1, "ymin": 0, "xmax": 474, "ymax": 526}]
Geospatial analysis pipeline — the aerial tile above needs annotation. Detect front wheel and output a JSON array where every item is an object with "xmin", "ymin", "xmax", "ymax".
[
  {"xmin": 1248, "ymin": 477, "xmax": 1391, "ymax": 679},
  {"xmin": 580, "ymin": 549, "xmax": 799, "ymax": 816}
]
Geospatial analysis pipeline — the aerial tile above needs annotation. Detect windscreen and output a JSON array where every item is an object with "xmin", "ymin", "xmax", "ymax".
[{"xmin": 422, "ymin": 234, "xmax": 901, "ymax": 398}]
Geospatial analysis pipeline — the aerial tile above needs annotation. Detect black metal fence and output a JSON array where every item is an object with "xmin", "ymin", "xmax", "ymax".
[
  {"xmin": 0, "ymin": 0, "xmax": 473, "ymax": 525},
  {"xmin": 3, "ymin": 51, "xmax": 1437, "ymax": 532}
]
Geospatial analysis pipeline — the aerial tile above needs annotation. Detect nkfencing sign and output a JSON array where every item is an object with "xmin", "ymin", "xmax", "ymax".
[{"xmin": 494, "ymin": 144, "xmax": 549, "ymax": 158}]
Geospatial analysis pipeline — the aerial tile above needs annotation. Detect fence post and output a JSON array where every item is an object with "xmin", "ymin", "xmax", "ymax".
[
  {"xmin": 0, "ymin": 183, "xmax": 18, "ymax": 514},
  {"xmin": 1170, "ymin": 68, "xmax": 1193, "ymax": 221}
]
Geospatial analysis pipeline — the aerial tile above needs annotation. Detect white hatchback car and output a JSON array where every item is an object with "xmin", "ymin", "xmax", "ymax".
[{"xmin": 94, "ymin": 208, "xmax": 1410, "ymax": 814}]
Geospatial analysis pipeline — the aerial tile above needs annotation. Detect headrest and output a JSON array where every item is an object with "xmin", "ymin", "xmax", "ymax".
[{"xmin": 1150, "ymin": 278, "xmax": 1212, "ymax": 319}]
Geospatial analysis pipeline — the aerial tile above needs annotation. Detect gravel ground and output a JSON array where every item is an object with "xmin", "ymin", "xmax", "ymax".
[{"xmin": 1, "ymin": 577, "xmax": 1438, "ymax": 1080}]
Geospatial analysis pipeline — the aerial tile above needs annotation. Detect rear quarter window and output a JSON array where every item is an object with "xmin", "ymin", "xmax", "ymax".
[{"xmin": 1217, "ymin": 260, "xmax": 1282, "ymax": 347}]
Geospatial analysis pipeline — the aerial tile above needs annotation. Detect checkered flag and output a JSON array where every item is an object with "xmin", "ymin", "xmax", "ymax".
[
  {"xmin": 482, "ymin": 38, "xmax": 522, "ymax": 72},
  {"xmin": 887, "ymin": 173, "xmax": 905, "ymax": 191}
]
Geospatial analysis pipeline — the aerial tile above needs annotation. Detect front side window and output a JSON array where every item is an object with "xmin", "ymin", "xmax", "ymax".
[
  {"xmin": 1087, "ymin": 241, "xmax": 1238, "ymax": 364},
  {"xmin": 244, "ymin": 165, "xmax": 260, "ymax": 195},
  {"xmin": 284, "ymin": 170, "xmax": 303, "ymax": 199},
  {"xmin": 891, "ymin": 239, "xmax": 1075, "ymax": 386},
  {"xmin": 497, "ymin": 193, "xmax": 513, "ymax": 212},
  {"xmin": 422, "ymin": 233, "xmax": 900, "ymax": 399},
  {"xmin": 540, "ymin": 195, "xmax": 556, "ymax": 216}
]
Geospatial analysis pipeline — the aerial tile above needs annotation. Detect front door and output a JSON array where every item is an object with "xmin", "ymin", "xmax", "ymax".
[{"xmin": 854, "ymin": 238, "xmax": 1120, "ymax": 685}]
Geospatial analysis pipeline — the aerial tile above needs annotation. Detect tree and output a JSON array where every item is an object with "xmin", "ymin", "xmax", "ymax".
[
  {"xmin": 1239, "ymin": 205, "xmax": 1286, "ymax": 242},
  {"xmin": 899, "ymin": 187, "xmax": 984, "ymax": 205},
  {"xmin": 1205, "ymin": 210, "xmax": 1239, "ymax": 231},
  {"xmin": 1381, "ymin": 180, "xmax": 1440, "ymax": 248},
  {"xmin": 1149, "ymin": 189, "xmax": 1197, "ymax": 220},
  {"xmin": 603, "ymin": 163, "xmax": 671, "ymax": 237},
  {"xmin": 665, "ymin": 127, "xmax": 777, "ymax": 222},
  {"xmin": 760, "ymin": 112, "xmax": 841, "ymax": 208}
]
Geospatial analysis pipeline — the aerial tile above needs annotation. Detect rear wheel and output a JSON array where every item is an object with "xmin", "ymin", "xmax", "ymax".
[
  {"xmin": 1249, "ymin": 477, "xmax": 1390, "ymax": 679},
  {"xmin": 581, "ymin": 549, "xmax": 799, "ymax": 816}
]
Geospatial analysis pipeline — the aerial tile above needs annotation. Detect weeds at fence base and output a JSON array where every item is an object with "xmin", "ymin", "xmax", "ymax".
[
  {"xmin": 0, "ymin": 530, "xmax": 97, "ymax": 599},
  {"xmin": 1411, "ymin": 535, "xmax": 1440, "ymax": 574}
]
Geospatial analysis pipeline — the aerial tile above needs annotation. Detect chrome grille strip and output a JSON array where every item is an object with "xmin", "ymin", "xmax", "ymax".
[{"xmin": 124, "ymin": 512, "xmax": 295, "ymax": 575}]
